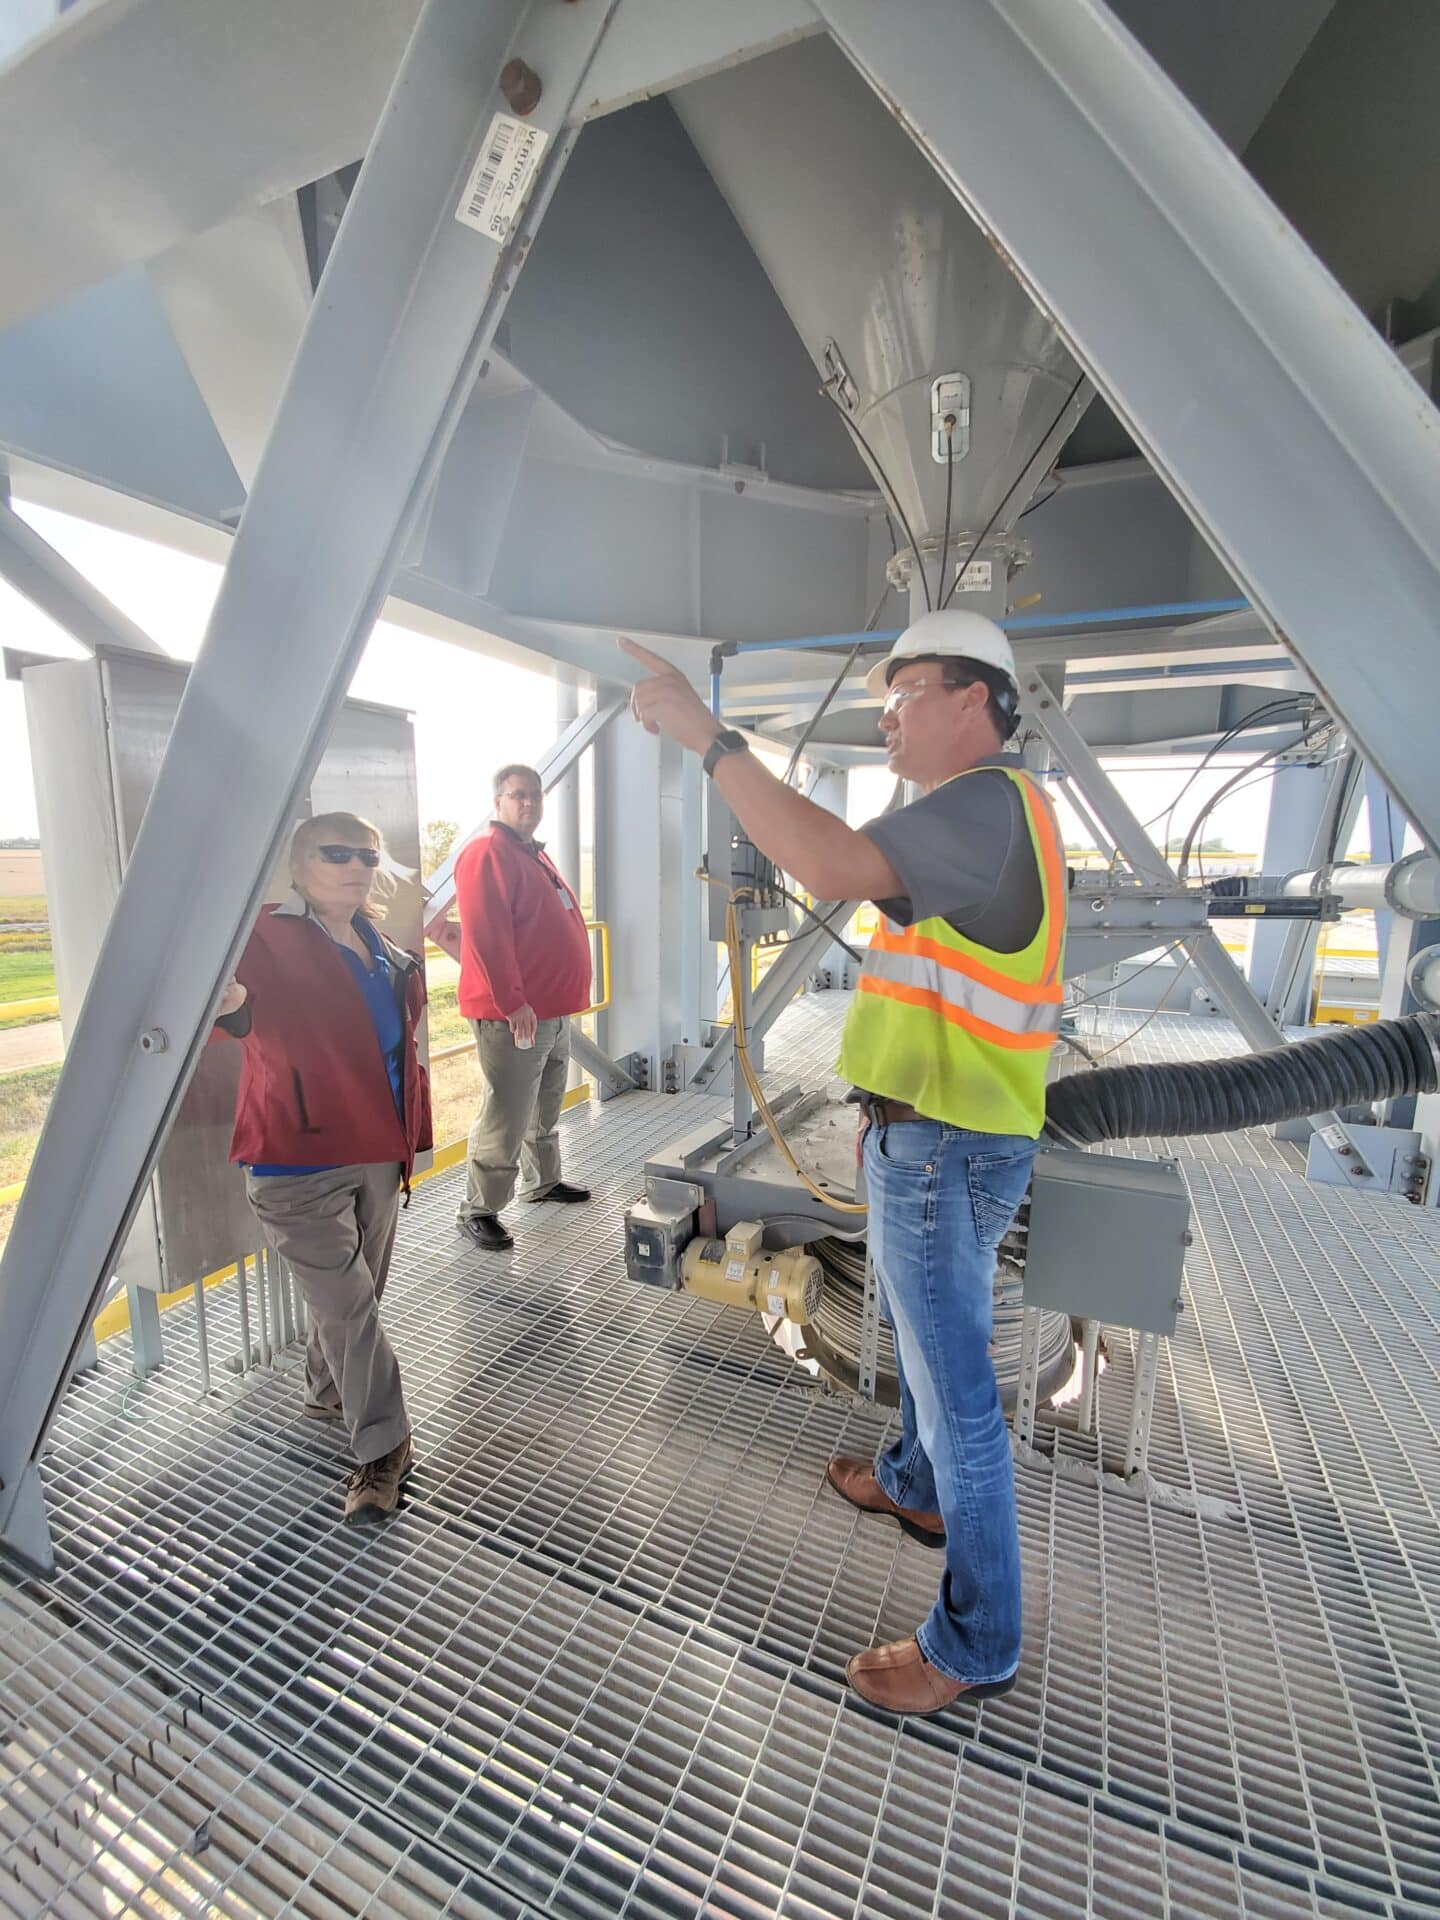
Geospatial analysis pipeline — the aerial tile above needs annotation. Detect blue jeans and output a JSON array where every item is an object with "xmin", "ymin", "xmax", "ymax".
[{"xmin": 864, "ymin": 1119, "xmax": 1035, "ymax": 1685}]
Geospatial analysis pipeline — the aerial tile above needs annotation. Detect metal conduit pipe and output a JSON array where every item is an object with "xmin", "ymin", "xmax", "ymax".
[{"xmin": 1281, "ymin": 850, "xmax": 1440, "ymax": 919}]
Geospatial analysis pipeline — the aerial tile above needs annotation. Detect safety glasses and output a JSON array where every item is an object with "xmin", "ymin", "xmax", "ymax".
[
  {"xmin": 881, "ymin": 678, "xmax": 942, "ymax": 717},
  {"xmin": 315, "ymin": 844, "xmax": 382, "ymax": 867}
]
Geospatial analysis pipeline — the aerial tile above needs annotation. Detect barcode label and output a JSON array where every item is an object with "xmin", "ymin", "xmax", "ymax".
[{"xmin": 456, "ymin": 112, "xmax": 548, "ymax": 242}]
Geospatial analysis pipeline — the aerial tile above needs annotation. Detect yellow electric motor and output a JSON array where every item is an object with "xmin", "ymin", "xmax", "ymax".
[{"xmin": 680, "ymin": 1220, "xmax": 822, "ymax": 1325}]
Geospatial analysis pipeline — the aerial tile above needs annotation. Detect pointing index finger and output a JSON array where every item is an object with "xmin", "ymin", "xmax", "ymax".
[{"xmin": 618, "ymin": 635, "xmax": 679, "ymax": 676}]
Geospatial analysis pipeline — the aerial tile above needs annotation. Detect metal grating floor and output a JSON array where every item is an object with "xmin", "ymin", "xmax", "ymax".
[{"xmin": 4, "ymin": 996, "xmax": 1439, "ymax": 1919}]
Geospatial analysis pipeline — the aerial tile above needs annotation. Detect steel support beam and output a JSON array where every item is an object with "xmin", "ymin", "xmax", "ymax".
[
  {"xmin": 578, "ymin": 0, "xmax": 817, "ymax": 122},
  {"xmin": 815, "ymin": 0, "xmax": 1440, "ymax": 860},
  {"xmin": 0, "ymin": 496, "xmax": 166, "ymax": 657},
  {"xmin": 1365, "ymin": 768, "xmax": 1406, "ymax": 977},
  {"xmin": 1259, "ymin": 748, "xmax": 1362, "ymax": 1025},
  {"xmin": 0, "ymin": 0, "xmax": 622, "ymax": 1573},
  {"xmin": 592, "ymin": 695, "xmax": 704, "ymax": 1087},
  {"xmin": 1018, "ymin": 676, "xmax": 1285, "ymax": 1053}
]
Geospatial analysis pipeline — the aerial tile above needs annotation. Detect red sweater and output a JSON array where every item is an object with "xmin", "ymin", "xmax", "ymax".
[
  {"xmin": 215, "ymin": 904, "xmax": 433, "ymax": 1179},
  {"xmin": 455, "ymin": 823, "xmax": 592, "ymax": 1020}
]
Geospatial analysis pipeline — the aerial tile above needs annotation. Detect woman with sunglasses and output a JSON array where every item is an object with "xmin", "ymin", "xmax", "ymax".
[{"xmin": 213, "ymin": 811, "xmax": 431, "ymax": 1524}]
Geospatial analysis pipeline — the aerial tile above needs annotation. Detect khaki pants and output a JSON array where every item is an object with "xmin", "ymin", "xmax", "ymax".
[
  {"xmin": 460, "ymin": 1015, "xmax": 570, "ymax": 1217},
  {"xmin": 245, "ymin": 1164, "xmax": 410, "ymax": 1465}
]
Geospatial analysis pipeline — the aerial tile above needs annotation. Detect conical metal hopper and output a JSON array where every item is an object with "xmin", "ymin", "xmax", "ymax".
[{"xmin": 674, "ymin": 35, "xmax": 1081, "ymax": 578}]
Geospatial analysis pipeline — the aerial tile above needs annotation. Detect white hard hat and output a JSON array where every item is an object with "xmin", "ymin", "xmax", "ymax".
[{"xmin": 865, "ymin": 608, "xmax": 1018, "ymax": 699}]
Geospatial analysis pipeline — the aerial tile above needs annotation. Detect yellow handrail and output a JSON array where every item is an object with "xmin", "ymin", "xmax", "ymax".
[{"xmin": 584, "ymin": 919, "xmax": 610, "ymax": 1015}]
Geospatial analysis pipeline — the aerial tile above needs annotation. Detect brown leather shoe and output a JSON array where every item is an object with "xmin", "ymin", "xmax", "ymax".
[
  {"xmin": 846, "ymin": 1636, "xmax": 1017, "ymax": 1716},
  {"xmin": 825, "ymin": 1454, "xmax": 945, "ymax": 1548}
]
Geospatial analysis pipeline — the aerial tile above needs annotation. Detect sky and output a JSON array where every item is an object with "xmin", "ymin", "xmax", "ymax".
[{"xmin": 0, "ymin": 498, "xmax": 1374, "ymax": 862}]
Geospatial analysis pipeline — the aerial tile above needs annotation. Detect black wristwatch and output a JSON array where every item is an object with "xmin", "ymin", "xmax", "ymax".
[{"xmin": 703, "ymin": 729, "xmax": 750, "ymax": 778}]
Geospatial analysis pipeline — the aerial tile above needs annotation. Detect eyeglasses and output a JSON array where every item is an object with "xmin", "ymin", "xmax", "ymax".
[
  {"xmin": 498, "ymin": 789, "xmax": 542, "ymax": 805},
  {"xmin": 881, "ymin": 678, "xmax": 944, "ymax": 717},
  {"xmin": 315, "ymin": 844, "xmax": 382, "ymax": 867}
]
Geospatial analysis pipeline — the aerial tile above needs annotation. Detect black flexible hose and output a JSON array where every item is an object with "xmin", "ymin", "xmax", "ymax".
[{"xmin": 1044, "ymin": 1014, "xmax": 1440, "ymax": 1145}]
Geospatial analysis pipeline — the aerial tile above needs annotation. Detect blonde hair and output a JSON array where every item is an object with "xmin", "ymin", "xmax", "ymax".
[{"xmin": 289, "ymin": 811, "xmax": 396, "ymax": 921}]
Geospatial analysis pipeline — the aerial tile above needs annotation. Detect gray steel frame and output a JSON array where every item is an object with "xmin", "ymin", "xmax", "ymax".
[
  {"xmin": 0, "ymin": 0, "xmax": 623, "ymax": 1574},
  {"xmin": 690, "ymin": 896, "xmax": 856, "ymax": 1090},
  {"xmin": 0, "ymin": 496, "xmax": 165, "ymax": 657},
  {"xmin": 1261, "ymin": 748, "xmax": 1363, "ymax": 1024},
  {"xmin": 1020, "ymin": 678, "xmax": 1285, "ymax": 1054},
  {"xmin": 9, "ymin": 0, "xmax": 1440, "ymax": 1576},
  {"xmin": 815, "ymin": 0, "xmax": 1440, "ymax": 859}
]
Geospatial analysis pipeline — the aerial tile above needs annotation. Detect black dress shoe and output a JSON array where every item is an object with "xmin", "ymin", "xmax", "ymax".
[
  {"xmin": 457, "ymin": 1212, "xmax": 513, "ymax": 1250},
  {"xmin": 530, "ymin": 1181, "xmax": 590, "ymax": 1204}
]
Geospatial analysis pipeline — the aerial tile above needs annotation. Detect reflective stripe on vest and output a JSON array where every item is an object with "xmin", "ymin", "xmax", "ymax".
[{"xmin": 837, "ymin": 766, "xmax": 1067, "ymax": 1137}]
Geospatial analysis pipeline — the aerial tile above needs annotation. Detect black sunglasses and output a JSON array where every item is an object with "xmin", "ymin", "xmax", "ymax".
[{"xmin": 315, "ymin": 844, "xmax": 382, "ymax": 867}]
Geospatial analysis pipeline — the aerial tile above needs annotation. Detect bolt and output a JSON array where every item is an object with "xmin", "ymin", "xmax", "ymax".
[
  {"xmin": 139, "ymin": 1029, "xmax": 169, "ymax": 1054},
  {"xmin": 1349, "ymin": 1164, "xmax": 1366, "ymax": 1176},
  {"xmin": 500, "ymin": 57, "xmax": 542, "ymax": 115}
]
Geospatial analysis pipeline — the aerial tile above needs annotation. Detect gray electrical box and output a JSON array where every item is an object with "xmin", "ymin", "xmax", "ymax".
[
  {"xmin": 1022, "ymin": 1146, "xmax": 1189, "ymax": 1336},
  {"xmin": 624, "ymin": 1177, "xmax": 701, "ymax": 1289}
]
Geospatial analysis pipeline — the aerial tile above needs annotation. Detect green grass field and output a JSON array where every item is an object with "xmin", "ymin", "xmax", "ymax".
[
  {"xmin": 0, "ymin": 1061, "xmax": 60, "ymax": 1187},
  {"xmin": 0, "ymin": 894, "xmax": 47, "ymax": 925},
  {"xmin": 0, "ymin": 948, "xmax": 56, "ymax": 1004}
]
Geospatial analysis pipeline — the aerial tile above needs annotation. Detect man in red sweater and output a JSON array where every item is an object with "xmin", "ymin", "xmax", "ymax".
[{"xmin": 452, "ymin": 763, "xmax": 594, "ymax": 1251}]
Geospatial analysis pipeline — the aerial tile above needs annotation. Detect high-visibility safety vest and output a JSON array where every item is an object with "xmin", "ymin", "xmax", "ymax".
[{"xmin": 838, "ymin": 765, "xmax": 1067, "ymax": 1138}]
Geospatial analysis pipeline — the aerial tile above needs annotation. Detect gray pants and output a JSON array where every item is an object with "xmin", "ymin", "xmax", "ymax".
[
  {"xmin": 245, "ymin": 1164, "xmax": 410, "ymax": 1465},
  {"xmin": 460, "ymin": 1015, "xmax": 570, "ymax": 1217}
]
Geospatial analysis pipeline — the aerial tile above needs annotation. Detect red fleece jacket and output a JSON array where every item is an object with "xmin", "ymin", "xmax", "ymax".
[{"xmin": 454, "ymin": 823, "xmax": 592, "ymax": 1020}]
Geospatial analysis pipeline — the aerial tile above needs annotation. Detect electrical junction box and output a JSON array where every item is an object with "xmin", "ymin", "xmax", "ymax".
[
  {"xmin": 624, "ymin": 1178, "xmax": 701, "ymax": 1289},
  {"xmin": 1022, "ymin": 1147, "xmax": 1189, "ymax": 1336}
]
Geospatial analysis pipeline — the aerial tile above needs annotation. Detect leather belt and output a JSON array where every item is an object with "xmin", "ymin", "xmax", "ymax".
[{"xmin": 857, "ymin": 1095, "xmax": 928, "ymax": 1127}]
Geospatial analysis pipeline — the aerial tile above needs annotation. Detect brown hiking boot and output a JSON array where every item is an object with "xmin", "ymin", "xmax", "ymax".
[
  {"xmin": 825, "ymin": 1454, "xmax": 946, "ymax": 1548},
  {"xmin": 344, "ymin": 1437, "xmax": 414, "ymax": 1523}
]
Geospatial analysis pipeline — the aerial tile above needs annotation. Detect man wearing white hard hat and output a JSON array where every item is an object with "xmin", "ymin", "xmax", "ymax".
[{"xmin": 622, "ymin": 608, "xmax": 1067, "ymax": 1716}]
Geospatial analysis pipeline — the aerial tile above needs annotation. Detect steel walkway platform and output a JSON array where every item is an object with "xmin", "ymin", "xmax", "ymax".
[{"xmin": 3, "ymin": 997, "xmax": 1439, "ymax": 1919}]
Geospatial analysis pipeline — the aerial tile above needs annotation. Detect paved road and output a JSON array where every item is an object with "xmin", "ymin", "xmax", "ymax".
[{"xmin": 0, "ymin": 1018, "xmax": 63, "ymax": 1074}]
